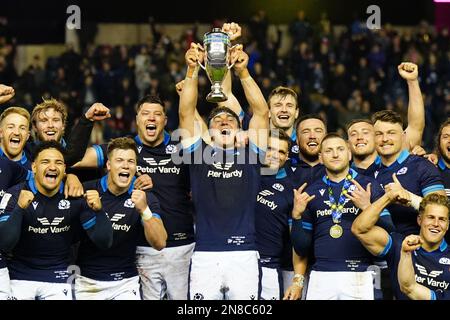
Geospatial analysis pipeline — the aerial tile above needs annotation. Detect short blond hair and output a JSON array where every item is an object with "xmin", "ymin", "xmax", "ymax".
[
  {"xmin": 31, "ymin": 98, "xmax": 68, "ymax": 127},
  {"xmin": 0, "ymin": 107, "xmax": 31, "ymax": 126}
]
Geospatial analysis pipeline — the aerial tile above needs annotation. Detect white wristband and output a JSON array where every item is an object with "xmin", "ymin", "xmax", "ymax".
[
  {"xmin": 141, "ymin": 206, "xmax": 153, "ymax": 221},
  {"xmin": 409, "ymin": 193, "xmax": 422, "ymax": 211}
]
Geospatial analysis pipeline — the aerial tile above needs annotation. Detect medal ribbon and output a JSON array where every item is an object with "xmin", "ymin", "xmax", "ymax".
[{"xmin": 325, "ymin": 169, "xmax": 355, "ymax": 224}]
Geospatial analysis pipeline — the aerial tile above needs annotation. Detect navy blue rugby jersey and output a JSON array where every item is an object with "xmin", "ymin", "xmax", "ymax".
[
  {"xmin": 0, "ymin": 178, "xmax": 110, "ymax": 283},
  {"xmin": 77, "ymin": 176, "xmax": 161, "ymax": 281},
  {"xmin": 374, "ymin": 150, "xmax": 444, "ymax": 236},
  {"xmin": 299, "ymin": 169, "xmax": 392, "ymax": 272},
  {"xmin": 350, "ymin": 155, "xmax": 381, "ymax": 177},
  {"xmin": 183, "ymin": 139, "xmax": 264, "ymax": 251},
  {"xmin": 0, "ymin": 158, "xmax": 31, "ymax": 269},
  {"xmin": 255, "ymin": 168, "xmax": 294, "ymax": 268},
  {"xmin": 93, "ymin": 131, "xmax": 194, "ymax": 247},
  {"xmin": 0, "ymin": 146, "xmax": 32, "ymax": 170},
  {"xmin": 286, "ymin": 158, "xmax": 325, "ymax": 189},
  {"xmin": 379, "ymin": 233, "xmax": 450, "ymax": 300}
]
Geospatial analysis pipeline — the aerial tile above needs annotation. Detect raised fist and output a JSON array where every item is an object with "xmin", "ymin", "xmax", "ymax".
[
  {"xmin": 18, "ymin": 190, "xmax": 34, "ymax": 209},
  {"xmin": 398, "ymin": 62, "xmax": 418, "ymax": 81}
]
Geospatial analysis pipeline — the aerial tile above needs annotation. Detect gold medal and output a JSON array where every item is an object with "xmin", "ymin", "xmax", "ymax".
[{"xmin": 330, "ymin": 224, "xmax": 343, "ymax": 239}]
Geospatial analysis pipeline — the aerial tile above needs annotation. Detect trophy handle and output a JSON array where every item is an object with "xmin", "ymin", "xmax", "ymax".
[
  {"xmin": 227, "ymin": 44, "xmax": 239, "ymax": 70},
  {"xmin": 198, "ymin": 60, "xmax": 207, "ymax": 70}
]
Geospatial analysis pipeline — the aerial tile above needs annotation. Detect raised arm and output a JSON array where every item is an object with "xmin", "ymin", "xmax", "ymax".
[
  {"xmin": 132, "ymin": 190, "xmax": 167, "ymax": 250},
  {"xmin": 232, "ymin": 46, "xmax": 269, "ymax": 148},
  {"xmin": 65, "ymin": 103, "xmax": 110, "ymax": 166},
  {"xmin": 72, "ymin": 145, "xmax": 101, "ymax": 168},
  {"xmin": 398, "ymin": 235, "xmax": 434, "ymax": 300},
  {"xmin": 179, "ymin": 43, "xmax": 205, "ymax": 144},
  {"xmin": 351, "ymin": 192, "xmax": 393, "ymax": 256},
  {"xmin": 399, "ymin": 62, "xmax": 425, "ymax": 149}
]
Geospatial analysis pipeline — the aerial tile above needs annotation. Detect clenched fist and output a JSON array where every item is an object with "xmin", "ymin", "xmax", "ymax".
[
  {"xmin": 85, "ymin": 190, "xmax": 102, "ymax": 211},
  {"xmin": 398, "ymin": 62, "xmax": 418, "ymax": 81},
  {"xmin": 131, "ymin": 190, "xmax": 148, "ymax": 214},
  {"xmin": 0, "ymin": 84, "xmax": 15, "ymax": 104},
  {"xmin": 222, "ymin": 22, "xmax": 242, "ymax": 41},
  {"xmin": 18, "ymin": 190, "xmax": 34, "ymax": 209},
  {"xmin": 185, "ymin": 43, "xmax": 205, "ymax": 68},
  {"xmin": 85, "ymin": 103, "xmax": 111, "ymax": 122}
]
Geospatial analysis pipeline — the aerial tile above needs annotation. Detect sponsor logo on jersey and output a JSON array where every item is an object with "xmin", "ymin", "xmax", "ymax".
[
  {"xmin": 272, "ymin": 183, "xmax": 284, "ymax": 192},
  {"xmin": 212, "ymin": 162, "xmax": 234, "ymax": 171},
  {"xmin": 319, "ymin": 189, "xmax": 325, "ymax": 196},
  {"xmin": 316, "ymin": 199, "xmax": 359, "ymax": 217},
  {"xmin": 137, "ymin": 146, "xmax": 143, "ymax": 154},
  {"xmin": 439, "ymin": 257, "xmax": 450, "ymax": 265},
  {"xmin": 138, "ymin": 157, "xmax": 180, "ymax": 175},
  {"xmin": 29, "ymin": 216, "xmax": 69, "ymax": 234},
  {"xmin": 257, "ymin": 190, "xmax": 278, "ymax": 211},
  {"xmin": 109, "ymin": 213, "xmax": 131, "ymax": 232},
  {"xmin": 143, "ymin": 157, "xmax": 172, "ymax": 166},
  {"xmin": 58, "ymin": 200, "xmax": 70, "ymax": 210},
  {"xmin": 37, "ymin": 217, "xmax": 65, "ymax": 226},
  {"xmin": 110, "ymin": 213, "xmax": 126, "ymax": 222},
  {"xmin": 32, "ymin": 201, "xmax": 39, "ymax": 210},
  {"xmin": 415, "ymin": 263, "xmax": 443, "ymax": 278},
  {"xmin": 374, "ymin": 171, "xmax": 379, "ymax": 178},
  {"xmin": 414, "ymin": 263, "xmax": 449, "ymax": 290},
  {"xmin": 259, "ymin": 190, "xmax": 274, "ymax": 197}
]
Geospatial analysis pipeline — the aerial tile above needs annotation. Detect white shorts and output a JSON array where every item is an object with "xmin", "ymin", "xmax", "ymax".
[
  {"xmin": 75, "ymin": 275, "xmax": 141, "ymax": 300},
  {"xmin": 0, "ymin": 267, "xmax": 11, "ymax": 300},
  {"xmin": 189, "ymin": 250, "xmax": 259, "ymax": 300},
  {"xmin": 136, "ymin": 243, "xmax": 194, "ymax": 300},
  {"xmin": 306, "ymin": 270, "xmax": 374, "ymax": 300},
  {"xmin": 260, "ymin": 267, "xmax": 282, "ymax": 300},
  {"xmin": 9, "ymin": 279, "xmax": 72, "ymax": 300}
]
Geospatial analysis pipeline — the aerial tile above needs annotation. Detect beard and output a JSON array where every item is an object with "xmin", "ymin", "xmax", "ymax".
[
  {"xmin": 299, "ymin": 146, "xmax": 319, "ymax": 163},
  {"xmin": 439, "ymin": 144, "xmax": 450, "ymax": 164}
]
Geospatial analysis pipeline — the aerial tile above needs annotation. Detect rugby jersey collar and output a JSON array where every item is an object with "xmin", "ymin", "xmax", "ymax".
[
  {"xmin": 438, "ymin": 158, "xmax": 449, "ymax": 171},
  {"xmin": 0, "ymin": 147, "xmax": 28, "ymax": 166},
  {"xmin": 28, "ymin": 176, "xmax": 64, "ymax": 195},
  {"xmin": 100, "ymin": 174, "xmax": 136, "ymax": 195},
  {"xmin": 134, "ymin": 131, "xmax": 171, "ymax": 147}
]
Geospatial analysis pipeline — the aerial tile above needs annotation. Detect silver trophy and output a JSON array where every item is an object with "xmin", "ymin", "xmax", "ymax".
[{"xmin": 198, "ymin": 28, "xmax": 234, "ymax": 103}]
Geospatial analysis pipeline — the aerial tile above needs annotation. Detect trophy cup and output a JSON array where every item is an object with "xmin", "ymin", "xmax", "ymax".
[{"xmin": 198, "ymin": 28, "xmax": 234, "ymax": 103}]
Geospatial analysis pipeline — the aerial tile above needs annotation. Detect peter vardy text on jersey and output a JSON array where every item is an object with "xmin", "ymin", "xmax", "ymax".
[
  {"xmin": 137, "ymin": 165, "xmax": 181, "ymax": 175},
  {"xmin": 28, "ymin": 225, "xmax": 70, "ymax": 234},
  {"xmin": 207, "ymin": 169, "xmax": 243, "ymax": 179}
]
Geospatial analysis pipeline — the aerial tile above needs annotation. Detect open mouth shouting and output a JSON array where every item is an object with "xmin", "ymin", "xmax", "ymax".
[
  {"xmin": 118, "ymin": 171, "xmax": 131, "ymax": 184},
  {"xmin": 146, "ymin": 124, "xmax": 157, "ymax": 137},
  {"xmin": 277, "ymin": 114, "xmax": 290, "ymax": 122},
  {"xmin": 44, "ymin": 171, "xmax": 59, "ymax": 184},
  {"xmin": 221, "ymin": 128, "xmax": 231, "ymax": 136},
  {"xmin": 306, "ymin": 140, "xmax": 319, "ymax": 149},
  {"xmin": 9, "ymin": 136, "xmax": 21, "ymax": 148}
]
